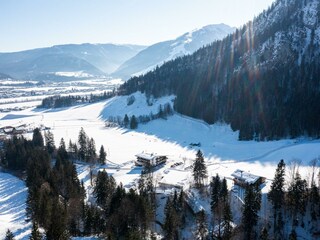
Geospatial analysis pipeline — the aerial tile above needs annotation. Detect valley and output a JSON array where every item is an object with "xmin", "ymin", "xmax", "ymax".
[{"xmin": 1, "ymin": 83, "xmax": 320, "ymax": 239}]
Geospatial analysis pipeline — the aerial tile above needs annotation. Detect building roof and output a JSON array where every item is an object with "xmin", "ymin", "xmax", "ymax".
[
  {"xmin": 135, "ymin": 153, "xmax": 156, "ymax": 161},
  {"xmin": 231, "ymin": 169, "xmax": 262, "ymax": 185},
  {"xmin": 135, "ymin": 152, "xmax": 166, "ymax": 161}
]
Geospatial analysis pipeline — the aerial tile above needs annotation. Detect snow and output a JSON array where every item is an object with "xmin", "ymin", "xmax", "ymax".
[
  {"xmin": 231, "ymin": 169, "xmax": 262, "ymax": 184},
  {"xmin": 303, "ymin": 0, "xmax": 319, "ymax": 26},
  {"xmin": 1, "ymin": 90, "xmax": 320, "ymax": 238},
  {"xmin": 99, "ymin": 91, "xmax": 175, "ymax": 119},
  {"xmin": 0, "ymin": 172, "xmax": 31, "ymax": 239}
]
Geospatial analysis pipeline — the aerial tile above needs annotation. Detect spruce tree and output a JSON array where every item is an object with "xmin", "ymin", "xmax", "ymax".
[
  {"xmin": 78, "ymin": 127, "xmax": 87, "ymax": 161},
  {"xmin": 98, "ymin": 145, "xmax": 107, "ymax": 164},
  {"xmin": 32, "ymin": 128, "xmax": 44, "ymax": 148},
  {"xmin": 268, "ymin": 159, "xmax": 285, "ymax": 236},
  {"xmin": 46, "ymin": 201, "xmax": 69, "ymax": 240},
  {"xmin": 196, "ymin": 210, "xmax": 208, "ymax": 240},
  {"xmin": 44, "ymin": 130, "xmax": 55, "ymax": 155},
  {"xmin": 4, "ymin": 230, "xmax": 15, "ymax": 240},
  {"xmin": 222, "ymin": 202, "xmax": 233, "ymax": 240},
  {"xmin": 287, "ymin": 171, "xmax": 308, "ymax": 220},
  {"xmin": 193, "ymin": 150, "xmax": 207, "ymax": 188},
  {"xmin": 163, "ymin": 197, "xmax": 180, "ymax": 240},
  {"xmin": 123, "ymin": 114, "xmax": 129, "ymax": 128},
  {"xmin": 30, "ymin": 221, "xmax": 42, "ymax": 240},
  {"xmin": 87, "ymin": 138, "xmax": 96, "ymax": 163},
  {"xmin": 242, "ymin": 184, "xmax": 261, "ymax": 239},
  {"xmin": 130, "ymin": 115, "xmax": 138, "ymax": 129}
]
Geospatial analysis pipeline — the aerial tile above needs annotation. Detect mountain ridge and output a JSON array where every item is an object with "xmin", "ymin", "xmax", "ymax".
[
  {"xmin": 119, "ymin": 0, "xmax": 320, "ymax": 140},
  {"xmin": 0, "ymin": 43, "xmax": 146, "ymax": 80},
  {"xmin": 112, "ymin": 23, "xmax": 235, "ymax": 79}
]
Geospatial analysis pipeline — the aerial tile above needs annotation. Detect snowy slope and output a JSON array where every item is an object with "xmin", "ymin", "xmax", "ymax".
[
  {"xmin": 112, "ymin": 24, "xmax": 235, "ymax": 79},
  {"xmin": 1, "ymin": 92, "xmax": 320, "ymax": 238},
  {"xmin": 0, "ymin": 172, "xmax": 31, "ymax": 239}
]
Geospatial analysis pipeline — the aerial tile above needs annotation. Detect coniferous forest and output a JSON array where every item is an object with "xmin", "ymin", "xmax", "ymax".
[
  {"xmin": 1, "ymin": 130, "xmax": 320, "ymax": 239},
  {"xmin": 119, "ymin": 0, "xmax": 320, "ymax": 140}
]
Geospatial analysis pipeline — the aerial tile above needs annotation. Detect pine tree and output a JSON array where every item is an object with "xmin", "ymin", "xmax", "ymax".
[
  {"xmin": 220, "ymin": 178, "xmax": 228, "ymax": 203},
  {"xmin": 44, "ymin": 130, "xmax": 55, "ymax": 155},
  {"xmin": 78, "ymin": 127, "xmax": 87, "ymax": 161},
  {"xmin": 94, "ymin": 170, "xmax": 116, "ymax": 208},
  {"xmin": 123, "ymin": 114, "xmax": 129, "ymax": 128},
  {"xmin": 268, "ymin": 159, "xmax": 285, "ymax": 236},
  {"xmin": 98, "ymin": 145, "xmax": 107, "ymax": 164},
  {"xmin": 222, "ymin": 202, "xmax": 233, "ymax": 240},
  {"xmin": 130, "ymin": 115, "xmax": 138, "ymax": 129},
  {"xmin": 196, "ymin": 210, "xmax": 208, "ymax": 240},
  {"xmin": 287, "ymin": 171, "xmax": 308, "ymax": 221},
  {"xmin": 32, "ymin": 128, "xmax": 44, "ymax": 148},
  {"xmin": 163, "ymin": 197, "xmax": 179, "ymax": 240},
  {"xmin": 4, "ymin": 229, "xmax": 15, "ymax": 240},
  {"xmin": 242, "ymin": 184, "xmax": 261, "ymax": 239},
  {"xmin": 30, "ymin": 221, "xmax": 42, "ymax": 240},
  {"xmin": 46, "ymin": 201, "xmax": 69, "ymax": 240},
  {"xmin": 87, "ymin": 137, "xmax": 96, "ymax": 163},
  {"xmin": 193, "ymin": 150, "xmax": 207, "ymax": 188}
]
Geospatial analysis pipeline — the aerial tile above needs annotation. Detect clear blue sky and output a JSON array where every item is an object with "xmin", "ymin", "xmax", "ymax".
[{"xmin": 0, "ymin": 0, "xmax": 275, "ymax": 52}]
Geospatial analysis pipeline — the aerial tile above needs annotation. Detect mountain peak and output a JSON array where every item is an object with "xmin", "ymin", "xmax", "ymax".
[{"xmin": 112, "ymin": 23, "xmax": 234, "ymax": 79}]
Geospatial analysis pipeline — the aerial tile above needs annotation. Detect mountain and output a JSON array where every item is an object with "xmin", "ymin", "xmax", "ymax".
[
  {"xmin": 112, "ymin": 24, "xmax": 235, "ymax": 79},
  {"xmin": 0, "ymin": 44, "xmax": 146, "ymax": 80},
  {"xmin": 0, "ymin": 72, "xmax": 12, "ymax": 80},
  {"xmin": 119, "ymin": 0, "xmax": 320, "ymax": 140}
]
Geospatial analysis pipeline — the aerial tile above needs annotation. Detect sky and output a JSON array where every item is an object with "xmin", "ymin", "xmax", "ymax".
[{"xmin": 0, "ymin": 0, "xmax": 275, "ymax": 52}]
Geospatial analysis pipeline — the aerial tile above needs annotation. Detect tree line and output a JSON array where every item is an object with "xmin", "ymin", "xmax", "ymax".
[{"xmin": 38, "ymin": 91, "xmax": 114, "ymax": 109}]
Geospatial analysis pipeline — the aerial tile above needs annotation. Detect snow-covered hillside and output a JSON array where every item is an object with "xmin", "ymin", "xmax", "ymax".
[
  {"xmin": 0, "ymin": 43, "xmax": 146, "ymax": 80},
  {"xmin": 0, "ymin": 91, "xmax": 319, "ymax": 185},
  {"xmin": 0, "ymin": 172, "xmax": 30, "ymax": 239},
  {"xmin": 112, "ymin": 24, "xmax": 235, "ymax": 79},
  {"xmin": 1, "ymin": 91, "xmax": 320, "ymax": 238}
]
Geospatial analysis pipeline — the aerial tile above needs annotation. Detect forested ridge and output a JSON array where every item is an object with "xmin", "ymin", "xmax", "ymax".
[{"xmin": 119, "ymin": 0, "xmax": 320, "ymax": 140}]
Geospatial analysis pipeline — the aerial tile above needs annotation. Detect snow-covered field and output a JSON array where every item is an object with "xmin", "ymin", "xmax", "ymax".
[{"xmin": 1, "ymin": 90, "xmax": 320, "ymax": 238}]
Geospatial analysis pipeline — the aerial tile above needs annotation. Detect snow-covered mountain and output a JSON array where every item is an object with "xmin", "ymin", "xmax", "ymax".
[
  {"xmin": 0, "ymin": 44, "xmax": 146, "ymax": 80},
  {"xmin": 119, "ymin": 0, "xmax": 320, "ymax": 140},
  {"xmin": 112, "ymin": 24, "xmax": 235, "ymax": 79}
]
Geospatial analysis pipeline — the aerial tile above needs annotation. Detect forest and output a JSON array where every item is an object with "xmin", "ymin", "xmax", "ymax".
[{"xmin": 119, "ymin": 0, "xmax": 320, "ymax": 140}]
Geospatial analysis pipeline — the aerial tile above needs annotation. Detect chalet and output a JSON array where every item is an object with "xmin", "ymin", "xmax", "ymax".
[
  {"xmin": 231, "ymin": 169, "xmax": 266, "ymax": 187},
  {"xmin": 135, "ymin": 153, "xmax": 167, "ymax": 167}
]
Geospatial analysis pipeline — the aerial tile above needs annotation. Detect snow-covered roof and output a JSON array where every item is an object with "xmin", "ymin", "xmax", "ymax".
[
  {"xmin": 185, "ymin": 191, "xmax": 204, "ymax": 213},
  {"xmin": 135, "ymin": 152, "xmax": 166, "ymax": 161},
  {"xmin": 135, "ymin": 153, "xmax": 157, "ymax": 161},
  {"xmin": 231, "ymin": 169, "xmax": 263, "ymax": 184}
]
